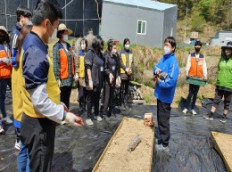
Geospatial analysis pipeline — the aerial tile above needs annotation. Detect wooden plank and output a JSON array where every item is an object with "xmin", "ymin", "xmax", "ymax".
[
  {"xmin": 211, "ymin": 131, "xmax": 232, "ymax": 172},
  {"xmin": 93, "ymin": 117, "xmax": 155, "ymax": 172}
]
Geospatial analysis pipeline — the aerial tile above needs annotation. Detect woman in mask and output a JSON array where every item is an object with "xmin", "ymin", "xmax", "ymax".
[
  {"xmin": 74, "ymin": 38, "xmax": 88, "ymax": 113},
  {"xmin": 204, "ymin": 41, "xmax": 232, "ymax": 123},
  {"xmin": 84, "ymin": 36, "xmax": 104, "ymax": 125},
  {"xmin": 102, "ymin": 39, "xmax": 120, "ymax": 119},
  {"xmin": 119, "ymin": 38, "xmax": 134, "ymax": 109},
  {"xmin": 153, "ymin": 36, "xmax": 179, "ymax": 152},
  {"xmin": 182, "ymin": 41, "xmax": 207, "ymax": 115},
  {"xmin": 0, "ymin": 26, "xmax": 13, "ymax": 134},
  {"xmin": 53, "ymin": 23, "xmax": 74, "ymax": 108}
]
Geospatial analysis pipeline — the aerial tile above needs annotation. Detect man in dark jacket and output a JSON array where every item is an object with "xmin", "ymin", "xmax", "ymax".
[{"xmin": 10, "ymin": 5, "xmax": 32, "ymax": 51}]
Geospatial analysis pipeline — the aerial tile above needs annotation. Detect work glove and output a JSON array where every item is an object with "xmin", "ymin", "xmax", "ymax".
[
  {"xmin": 109, "ymin": 73, "xmax": 114, "ymax": 84},
  {"xmin": 86, "ymin": 80, "xmax": 93, "ymax": 90},
  {"xmin": 74, "ymin": 73, "xmax": 79, "ymax": 82},
  {"xmin": 1, "ymin": 58, "xmax": 11, "ymax": 65},
  {"xmin": 65, "ymin": 112, "xmax": 84, "ymax": 126}
]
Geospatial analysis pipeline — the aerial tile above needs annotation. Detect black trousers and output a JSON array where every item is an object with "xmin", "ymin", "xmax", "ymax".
[
  {"xmin": 78, "ymin": 85, "xmax": 86, "ymax": 109},
  {"xmin": 60, "ymin": 86, "xmax": 72, "ymax": 109},
  {"xmin": 103, "ymin": 82, "xmax": 115, "ymax": 116},
  {"xmin": 86, "ymin": 90, "xmax": 101, "ymax": 119},
  {"xmin": 20, "ymin": 114, "xmax": 56, "ymax": 172},
  {"xmin": 213, "ymin": 88, "xmax": 232, "ymax": 110},
  {"xmin": 157, "ymin": 99, "xmax": 171, "ymax": 147},
  {"xmin": 185, "ymin": 84, "xmax": 200, "ymax": 109},
  {"xmin": 120, "ymin": 80, "xmax": 129, "ymax": 105}
]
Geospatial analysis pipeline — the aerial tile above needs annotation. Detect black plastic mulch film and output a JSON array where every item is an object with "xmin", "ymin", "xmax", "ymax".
[{"xmin": 0, "ymin": 96, "xmax": 231, "ymax": 172}]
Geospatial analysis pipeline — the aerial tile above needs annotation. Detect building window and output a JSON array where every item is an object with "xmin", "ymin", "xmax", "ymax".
[{"xmin": 137, "ymin": 20, "xmax": 147, "ymax": 35}]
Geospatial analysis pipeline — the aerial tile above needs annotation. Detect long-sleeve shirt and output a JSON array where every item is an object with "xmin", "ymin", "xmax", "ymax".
[{"xmin": 22, "ymin": 32, "xmax": 65, "ymax": 123}]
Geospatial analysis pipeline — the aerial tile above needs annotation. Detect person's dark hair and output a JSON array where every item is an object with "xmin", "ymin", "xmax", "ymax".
[
  {"xmin": 92, "ymin": 36, "xmax": 104, "ymax": 52},
  {"xmin": 123, "ymin": 38, "xmax": 130, "ymax": 46},
  {"xmin": 16, "ymin": 6, "xmax": 32, "ymax": 22},
  {"xmin": 15, "ymin": 25, "xmax": 33, "ymax": 66},
  {"xmin": 57, "ymin": 30, "xmax": 65, "ymax": 39},
  {"xmin": 32, "ymin": 1, "xmax": 63, "ymax": 26},
  {"xmin": 80, "ymin": 38, "xmax": 88, "ymax": 48},
  {"xmin": 195, "ymin": 40, "xmax": 202, "ymax": 46},
  {"xmin": 107, "ymin": 39, "xmax": 116, "ymax": 52},
  {"xmin": 0, "ymin": 30, "xmax": 10, "ymax": 44},
  {"xmin": 164, "ymin": 36, "xmax": 176, "ymax": 52}
]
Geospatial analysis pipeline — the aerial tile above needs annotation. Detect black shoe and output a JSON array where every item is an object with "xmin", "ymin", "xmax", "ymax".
[
  {"xmin": 103, "ymin": 115, "xmax": 110, "ymax": 120},
  {"xmin": 219, "ymin": 114, "xmax": 227, "ymax": 123},
  {"xmin": 203, "ymin": 113, "xmax": 214, "ymax": 120}
]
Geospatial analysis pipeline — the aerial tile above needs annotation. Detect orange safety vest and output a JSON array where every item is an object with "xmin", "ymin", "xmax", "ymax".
[
  {"xmin": 188, "ymin": 53, "xmax": 204, "ymax": 77},
  {"xmin": 56, "ymin": 42, "xmax": 75, "ymax": 79},
  {"xmin": 0, "ymin": 44, "xmax": 12, "ymax": 79}
]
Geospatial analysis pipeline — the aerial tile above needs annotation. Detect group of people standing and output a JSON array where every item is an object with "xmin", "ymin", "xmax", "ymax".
[{"xmin": 52, "ymin": 25, "xmax": 134, "ymax": 126}]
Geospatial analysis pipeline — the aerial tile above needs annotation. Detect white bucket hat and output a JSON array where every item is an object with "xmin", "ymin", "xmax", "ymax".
[{"xmin": 0, "ymin": 26, "xmax": 8, "ymax": 34}]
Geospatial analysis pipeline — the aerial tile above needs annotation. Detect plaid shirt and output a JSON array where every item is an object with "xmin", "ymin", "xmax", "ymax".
[{"xmin": 53, "ymin": 43, "xmax": 73, "ymax": 87}]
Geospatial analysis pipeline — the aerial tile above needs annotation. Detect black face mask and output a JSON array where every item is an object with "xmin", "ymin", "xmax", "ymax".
[
  {"xmin": 195, "ymin": 47, "xmax": 201, "ymax": 52},
  {"xmin": 0, "ymin": 36, "xmax": 4, "ymax": 44}
]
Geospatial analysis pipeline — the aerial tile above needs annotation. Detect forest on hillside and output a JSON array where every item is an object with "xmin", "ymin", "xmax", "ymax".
[{"xmin": 159, "ymin": 0, "xmax": 232, "ymax": 32}]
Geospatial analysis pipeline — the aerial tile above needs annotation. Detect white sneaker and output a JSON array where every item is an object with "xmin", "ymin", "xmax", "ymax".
[
  {"xmin": 0, "ymin": 125, "xmax": 4, "ymax": 134},
  {"xmin": 191, "ymin": 109, "xmax": 197, "ymax": 115},
  {"xmin": 96, "ymin": 116, "xmax": 103, "ymax": 122},
  {"xmin": 14, "ymin": 140, "xmax": 20, "ymax": 151},
  {"xmin": 182, "ymin": 108, "xmax": 188, "ymax": 114},
  {"xmin": 2, "ymin": 116, "xmax": 13, "ymax": 124},
  {"xmin": 85, "ymin": 119, "xmax": 94, "ymax": 126},
  {"xmin": 155, "ymin": 144, "xmax": 170, "ymax": 152}
]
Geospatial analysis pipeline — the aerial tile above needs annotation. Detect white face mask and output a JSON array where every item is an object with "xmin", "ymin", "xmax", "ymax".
[
  {"xmin": 112, "ymin": 49, "xmax": 117, "ymax": 54},
  {"xmin": 164, "ymin": 46, "xmax": 171, "ymax": 55},
  {"xmin": 125, "ymin": 44, "xmax": 130, "ymax": 50},
  {"xmin": 63, "ymin": 34, "xmax": 68, "ymax": 42},
  {"xmin": 81, "ymin": 44, "xmax": 86, "ymax": 50},
  {"xmin": 48, "ymin": 28, "xmax": 57, "ymax": 44},
  {"xmin": 225, "ymin": 49, "xmax": 232, "ymax": 56}
]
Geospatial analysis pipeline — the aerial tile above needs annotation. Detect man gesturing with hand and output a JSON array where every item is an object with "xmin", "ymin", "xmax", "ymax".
[{"xmin": 19, "ymin": 2, "xmax": 83, "ymax": 172}]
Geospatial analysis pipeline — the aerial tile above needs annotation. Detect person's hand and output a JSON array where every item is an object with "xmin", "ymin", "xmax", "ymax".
[
  {"xmin": 155, "ymin": 68, "xmax": 161, "ymax": 74},
  {"xmin": 116, "ymin": 76, "xmax": 121, "ymax": 87},
  {"xmin": 125, "ymin": 68, "xmax": 130, "ymax": 74},
  {"xmin": 128, "ymin": 68, "xmax": 132, "ymax": 75},
  {"xmin": 65, "ymin": 112, "xmax": 84, "ymax": 126},
  {"xmin": 57, "ymin": 80, "xmax": 61, "ymax": 87},
  {"xmin": 155, "ymin": 77, "xmax": 159, "ymax": 84},
  {"xmin": 86, "ymin": 80, "xmax": 93, "ymax": 90},
  {"xmin": 109, "ymin": 73, "xmax": 114, "ymax": 84},
  {"xmin": 2, "ymin": 58, "xmax": 11, "ymax": 65},
  {"xmin": 60, "ymin": 102, "xmax": 69, "ymax": 112},
  {"xmin": 74, "ymin": 73, "xmax": 79, "ymax": 82}
]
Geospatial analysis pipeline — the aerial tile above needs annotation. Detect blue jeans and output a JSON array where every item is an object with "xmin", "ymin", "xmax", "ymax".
[
  {"xmin": 18, "ymin": 141, "xmax": 30, "ymax": 172},
  {"xmin": 0, "ymin": 79, "xmax": 8, "ymax": 118}
]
